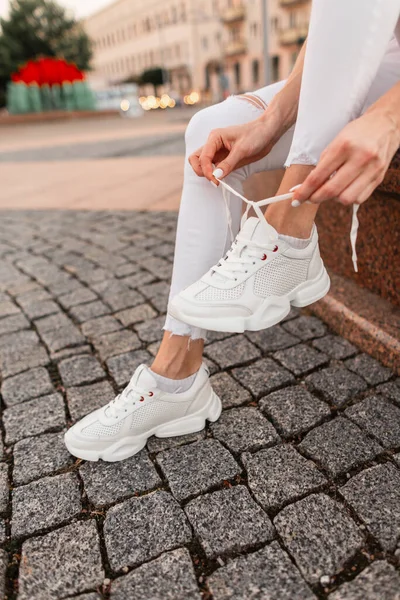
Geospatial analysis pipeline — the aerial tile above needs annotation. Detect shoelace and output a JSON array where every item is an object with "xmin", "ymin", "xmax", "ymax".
[
  {"xmin": 217, "ymin": 177, "xmax": 360, "ymax": 273},
  {"xmin": 107, "ymin": 383, "xmax": 152, "ymax": 418}
]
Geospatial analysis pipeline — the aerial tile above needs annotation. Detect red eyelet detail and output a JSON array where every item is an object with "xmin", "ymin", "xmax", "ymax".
[
  {"xmin": 148, "ymin": 391, "xmax": 154, "ymax": 397},
  {"xmin": 140, "ymin": 396, "xmax": 145, "ymax": 402},
  {"xmin": 261, "ymin": 254, "xmax": 267, "ymax": 261},
  {"xmin": 273, "ymin": 245, "xmax": 279, "ymax": 252}
]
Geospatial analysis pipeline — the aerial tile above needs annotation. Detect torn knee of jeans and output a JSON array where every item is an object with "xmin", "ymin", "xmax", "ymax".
[{"xmin": 236, "ymin": 93, "xmax": 268, "ymax": 112}]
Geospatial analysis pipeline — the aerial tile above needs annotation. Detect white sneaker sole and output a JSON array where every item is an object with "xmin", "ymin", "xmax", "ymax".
[
  {"xmin": 64, "ymin": 389, "xmax": 222, "ymax": 462},
  {"xmin": 170, "ymin": 267, "xmax": 330, "ymax": 333}
]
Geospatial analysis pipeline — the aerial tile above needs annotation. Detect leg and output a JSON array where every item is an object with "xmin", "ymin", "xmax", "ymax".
[
  {"xmin": 266, "ymin": 0, "xmax": 400, "ymax": 238},
  {"xmin": 153, "ymin": 83, "xmax": 293, "ymax": 378}
]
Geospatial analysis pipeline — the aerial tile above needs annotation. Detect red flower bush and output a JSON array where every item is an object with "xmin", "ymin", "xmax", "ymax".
[{"xmin": 11, "ymin": 58, "xmax": 85, "ymax": 86}]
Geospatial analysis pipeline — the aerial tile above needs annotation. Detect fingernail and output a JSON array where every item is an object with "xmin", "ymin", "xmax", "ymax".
[
  {"xmin": 305, "ymin": 200, "xmax": 312, "ymax": 205},
  {"xmin": 213, "ymin": 168, "xmax": 224, "ymax": 179},
  {"xmin": 210, "ymin": 181, "xmax": 218, "ymax": 188},
  {"xmin": 289, "ymin": 184, "xmax": 302, "ymax": 192},
  {"xmin": 291, "ymin": 200, "xmax": 301, "ymax": 208}
]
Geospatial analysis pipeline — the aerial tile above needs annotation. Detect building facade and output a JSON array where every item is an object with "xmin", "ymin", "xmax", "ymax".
[{"xmin": 84, "ymin": 0, "xmax": 311, "ymax": 97}]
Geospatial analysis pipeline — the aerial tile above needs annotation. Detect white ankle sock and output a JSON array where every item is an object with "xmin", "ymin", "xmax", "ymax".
[
  {"xmin": 149, "ymin": 369, "xmax": 198, "ymax": 393},
  {"xmin": 279, "ymin": 233, "xmax": 312, "ymax": 250}
]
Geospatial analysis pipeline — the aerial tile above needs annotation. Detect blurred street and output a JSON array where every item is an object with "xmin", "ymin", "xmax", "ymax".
[{"xmin": 0, "ymin": 109, "xmax": 195, "ymax": 210}]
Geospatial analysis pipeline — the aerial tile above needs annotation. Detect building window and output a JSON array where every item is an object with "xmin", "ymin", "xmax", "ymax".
[
  {"xmin": 234, "ymin": 62, "xmax": 241, "ymax": 87},
  {"xmin": 171, "ymin": 6, "xmax": 177, "ymax": 23},
  {"xmin": 202, "ymin": 36, "xmax": 208, "ymax": 50},
  {"xmin": 176, "ymin": 44, "xmax": 181, "ymax": 59},
  {"xmin": 252, "ymin": 59, "xmax": 259, "ymax": 84},
  {"xmin": 289, "ymin": 11, "xmax": 296, "ymax": 28},
  {"xmin": 271, "ymin": 16, "xmax": 279, "ymax": 32},
  {"xmin": 181, "ymin": 2, "xmax": 186, "ymax": 21},
  {"xmin": 271, "ymin": 55, "xmax": 280, "ymax": 81}
]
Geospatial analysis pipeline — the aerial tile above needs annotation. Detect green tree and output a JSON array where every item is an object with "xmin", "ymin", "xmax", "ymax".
[{"xmin": 0, "ymin": 0, "xmax": 93, "ymax": 105}]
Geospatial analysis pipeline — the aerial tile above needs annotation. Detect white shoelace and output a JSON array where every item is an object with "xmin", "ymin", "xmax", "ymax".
[
  {"xmin": 107, "ymin": 383, "xmax": 150, "ymax": 418},
  {"xmin": 217, "ymin": 177, "xmax": 360, "ymax": 273}
]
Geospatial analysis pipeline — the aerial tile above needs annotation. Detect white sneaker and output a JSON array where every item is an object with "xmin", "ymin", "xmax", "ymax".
[
  {"xmin": 169, "ymin": 216, "xmax": 330, "ymax": 333},
  {"xmin": 64, "ymin": 364, "xmax": 221, "ymax": 462}
]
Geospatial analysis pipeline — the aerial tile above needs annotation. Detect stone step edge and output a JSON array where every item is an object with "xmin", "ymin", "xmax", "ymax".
[{"xmin": 306, "ymin": 271, "xmax": 400, "ymax": 374}]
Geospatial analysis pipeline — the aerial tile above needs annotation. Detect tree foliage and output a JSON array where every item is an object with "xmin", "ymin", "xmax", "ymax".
[{"xmin": 0, "ymin": 0, "xmax": 92, "ymax": 105}]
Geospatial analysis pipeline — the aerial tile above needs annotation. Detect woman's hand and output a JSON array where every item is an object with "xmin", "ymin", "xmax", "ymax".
[
  {"xmin": 293, "ymin": 108, "xmax": 400, "ymax": 207},
  {"xmin": 188, "ymin": 111, "xmax": 285, "ymax": 183}
]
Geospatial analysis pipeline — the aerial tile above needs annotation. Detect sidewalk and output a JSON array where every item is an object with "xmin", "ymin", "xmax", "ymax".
[{"xmin": 0, "ymin": 209, "xmax": 399, "ymax": 599}]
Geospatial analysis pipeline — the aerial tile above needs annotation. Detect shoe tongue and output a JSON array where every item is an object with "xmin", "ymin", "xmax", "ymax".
[
  {"xmin": 240, "ymin": 216, "xmax": 278, "ymax": 244},
  {"xmin": 129, "ymin": 365, "xmax": 157, "ymax": 390}
]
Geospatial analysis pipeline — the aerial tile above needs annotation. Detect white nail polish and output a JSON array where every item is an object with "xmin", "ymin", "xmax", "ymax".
[
  {"xmin": 213, "ymin": 168, "xmax": 224, "ymax": 179},
  {"xmin": 291, "ymin": 200, "xmax": 301, "ymax": 208},
  {"xmin": 289, "ymin": 184, "xmax": 302, "ymax": 192},
  {"xmin": 305, "ymin": 200, "xmax": 312, "ymax": 205},
  {"xmin": 210, "ymin": 181, "xmax": 218, "ymax": 188}
]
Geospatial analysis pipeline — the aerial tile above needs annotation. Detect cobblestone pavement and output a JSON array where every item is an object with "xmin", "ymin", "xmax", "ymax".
[{"xmin": 0, "ymin": 210, "xmax": 399, "ymax": 600}]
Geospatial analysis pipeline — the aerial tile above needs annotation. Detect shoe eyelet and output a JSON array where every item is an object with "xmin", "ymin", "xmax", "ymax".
[
  {"xmin": 261, "ymin": 254, "xmax": 267, "ymax": 261},
  {"xmin": 139, "ymin": 396, "xmax": 145, "ymax": 402},
  {"xmin": 234, "ymin": 278, "xmax": 238, "ymax": 281},
  {"xmin": 148, "ymin": 391, "xmax": 154, "ymax": 397},
  {"xmin": 273, "ymin": 245, "xmax": 278, "ymax": 252},
  {"xmin": 253, "ymin": 261, "xmax": 255, "ymax": 265}
]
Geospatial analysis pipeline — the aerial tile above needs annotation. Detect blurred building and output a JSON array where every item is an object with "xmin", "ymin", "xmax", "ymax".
[{"xmin": 84, "ymin": 0, "xmax": 311, "ymax": 98}]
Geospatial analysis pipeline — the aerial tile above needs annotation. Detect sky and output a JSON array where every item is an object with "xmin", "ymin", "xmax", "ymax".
[{"xmin": 0, "ymin": 0, "xmax": 113, "ymax": 19}]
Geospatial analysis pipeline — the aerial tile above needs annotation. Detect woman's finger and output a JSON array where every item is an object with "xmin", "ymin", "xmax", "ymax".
[
  {"xmin": 336, "ymin": 167, "xmax": 382, "ymax": 206},
  {"xmin": 293, "ymin": 147, "xmax": 345, "ymax": 202},
  {"xmin": 200, "ymin": 135, "xmax": 224, "ymax": 182},
  {"xmin": 188, "ymin": 149, "xmax": 204, "ymax": 177},
  {"xmin": 308, "ymin": 159, "xmax": 364, "ymax": 204}
]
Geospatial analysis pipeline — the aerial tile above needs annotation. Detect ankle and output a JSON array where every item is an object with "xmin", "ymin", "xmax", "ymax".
[
  {"xmin": 151, "ymin": 335, "xmax": 203, "ymax": 380},
  {"xmin": 266, "ymin": 203, "xmax": 316, "ymax": 239}
]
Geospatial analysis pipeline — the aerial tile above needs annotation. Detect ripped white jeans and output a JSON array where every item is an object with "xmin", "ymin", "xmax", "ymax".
[{"xmin": 164, "ymin": 0, "xmax": 400, "ymax": 340}]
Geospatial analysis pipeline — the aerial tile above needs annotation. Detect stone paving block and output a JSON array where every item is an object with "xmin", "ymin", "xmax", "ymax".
[
  {"xmin": 1, "ymin": 366, "xmax": 54, "ymax": 406},
  {"xmin": 376, "ymin": 381, "xmax": 400, "ymax": 406},
  {"xmin": 345, "ymin": 354, "xmax": 392, "ymax": 386},
  {"xmin": 13, "ymin": 431, "xmax": 73, "ymax": 486},
  {"xmin": 329, "ymin": 560, "xmax": 400, "ymax": 600},
  {"xmin": 69, "ymin": 300, "xmax": 110, "ymax": 323},
  {"xmin": 40, "ymin": 324, "xmax": 86, "ymax": 354},
  {"xmin": 110, "ymin": 548, "xmax": 201, "ymax": 600},
  {"xmin": 260, "ymin": 386, "xmax": 330, "ymax": 437},
  {"xmin": 140, "ymin": 281, "xmax": 170, "ymax": 300},
  {"xmin": 93, "ymin": 280, "xmax": 145, "ymax": 311},
  {"xmin": 135, "ymin": 315, "xmax": 165, "ymax": 343},
  {"xmin": 3, "ymin": 393, "xmax": 65, "ymax": 444},
  {"xmin": 58, "ymin": 288, "xmax": 97, "ymax": 309},
  {"xmin": 243, "ymin": 445, "xmax": 327, "ymax": 512},
  {"xmin": 66, "ymin": 594, "xmax": 102, "ymax": 600},
  {"xmin": 232, "ymin": 358, "xmax": 295, "ymax": 399},
  {"xmin": 298, "ymin": 417, "xmax": 382, "ymax": 477},
  {"xmin": 18, "ymin": 520, "xmax": 104, "ymax": 600},
  {"xmin": 345, "ymin": 395, "xmax": 400, "ymax": 449},
  {"xmin": 104, "ymin": 490, "xmax": 192, "ymax": 571},
  {"xmin": 208, "ymin": 540, "xmax": 316, "ymax": 600},
  {"xmin": 114, "ymin": 262, "xmax": 140, "ymax": 278},
  {"xmin": 156, "ymin": 439, "xmax": 240, "ymax": 501},
  {"xmin": 21, "ymin": 300, "xmax": 60, "ymax": 320},
  {"xmin": 340, "ymin": 463, "xmax": 400, "ymax": 551},
  {"xmin": 204, "ymin": 356, "xmax": 219, "ymax": 375},
  {"xmin": 123, "ymin": 270, "xmax": 156, "ymax": 289},
  {"xmin": 312, "ymin": 335, "xmax": 357, "ymax": 360},
  {"xmin": 34, "ymin": 312, "xmax": 72, "ymax": 333},
  {"xmin": 11, "ymin": 472, "xmax": 81, "ymax": 538},
  {"xmin": 246, "ymin": 324, "xmax": 300, "ymax": 352},
  {"xmin": 80, "ymin": 450, "xmax": 161, "ymax": 506},
  {"xmin": 282, "ymin": 315, "xmax": 327, "ymax": 341},
  {"xmin": 305, "ymin": 367, "xmax": 367, "ymax": 407},
  {"xmin": 274, "ymin": 344, "xmax": 328, "ymax": 376},
  {"xmin": 107, "ymin": 349, "xmax": 152, "ymax": 387},
  {"xmin": 0, "ymin": 519, "xmax": 6, "ymax": 544},
  {"xmin": 0, "ymin": 341, "xmax": 49, "ymax": 377},
  {"xmin": 93, "ymin": 329, "xmax": 141, "ymax": 361},
  {"xmin": 51, "ymin": 344, "xmax": 92, "ymax": 362},
  {"xmin": 67, "ymin": 380, "xmax": 114, "ymax": 421},
  {"xmin": 0, "ymin": 300, "xmax": 20, "ymax": 317},
  {"xmin": 147, "ymin": 430, "xmax": 205, "ymax": 453},
  {"xmin": 0, "ymin": 463, "xmax": 8, "ymax": 512},
  {"xmin": 0, "ymin": 549, "xmax": 6, "ymax": 600},
  {"xmin": 81, "ymin": 315, "xmax": 122, "ymax": 339},
  {"xmin": 211, "ymin": 407, "xmax": 280, "ymax": 453},
  {"xmin": 274, "ymin": 494, "xmax": 364, "ymax": 584},
  {"xmin": 205, "ymin": 335, "xmax": 261, "ymax": 370},
  {"xmin": 59, "ymin": 354, "xmax": 105, "ymax": 387},
  {"xmin": 0, "ymin": 313, "xmax": 30, "ymax": 336},
  {"xmin": 115, "ymin": 303, "xmax": 157, "ymax": 326},
  {"xmin": 185, "ymin": 485, "xmax": 275, "ymax": 558},
  {"xmin": 209, "ymin": 372, "xmax": 251, "ymax": 409}
]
